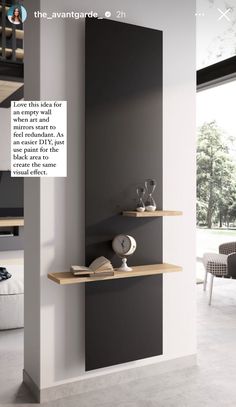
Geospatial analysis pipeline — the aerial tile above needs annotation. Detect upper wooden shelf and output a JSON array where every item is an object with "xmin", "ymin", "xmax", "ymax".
[
  {"xmin": 122, "ymin": 210, "xmax": 183, "ymax": 217},
  {"xmin": 48, "ymin": 263, "xmax": 182, "ymax": 285},
  {"xmin": 0, "ymin": 218, "xmax": 24, "ymax": 227}
]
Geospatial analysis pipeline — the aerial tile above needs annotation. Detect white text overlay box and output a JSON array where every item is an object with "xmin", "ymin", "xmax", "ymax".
[{"xmin": 11, "ymin": 101, "xmax": 67, "ymax": 177}]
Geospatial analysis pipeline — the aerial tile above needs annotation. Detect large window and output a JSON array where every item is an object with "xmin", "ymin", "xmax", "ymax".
[{"xmin": 196, "ymin": 79, "xmax": 236, "ymax": 276}]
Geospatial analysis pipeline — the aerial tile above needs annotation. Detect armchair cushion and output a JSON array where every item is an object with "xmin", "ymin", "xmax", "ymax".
[{"xmin": 203, "ymin": 253, "xmax": 228, "ymax": 277}]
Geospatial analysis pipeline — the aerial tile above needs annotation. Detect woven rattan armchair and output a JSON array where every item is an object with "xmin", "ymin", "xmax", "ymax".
[{"xmin": 203, "ymin": 242, "xmax": 236, "ymax": 305}]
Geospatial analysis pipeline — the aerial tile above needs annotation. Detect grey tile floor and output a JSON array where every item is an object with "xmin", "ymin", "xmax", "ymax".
[{"xmin": 1, "ymin": 278, "xmax": 236, "ymax": 406}]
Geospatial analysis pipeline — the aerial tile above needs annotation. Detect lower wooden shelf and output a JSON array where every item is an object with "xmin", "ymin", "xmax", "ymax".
[
  {"xmin": 122, "ymin": 210, "xmax": 183, "ymax": 217},
  {"xmin": 48, "ymin": 263, "xmax": 182, "ymax": 285}
]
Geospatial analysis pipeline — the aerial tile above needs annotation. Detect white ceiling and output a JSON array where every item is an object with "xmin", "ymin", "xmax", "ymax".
[{"xmin": 197, "ymin": 0, "xmax": 236, "ymax": 68}]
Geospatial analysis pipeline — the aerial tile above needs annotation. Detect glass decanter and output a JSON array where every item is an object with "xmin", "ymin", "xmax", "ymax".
[
  {"xmin": 145, "ymin": 179, "xmax": 157, "ymax": 211},
  {"xmin": 136, "ymin": 186, "xmax": 145, "ymax": 212}
]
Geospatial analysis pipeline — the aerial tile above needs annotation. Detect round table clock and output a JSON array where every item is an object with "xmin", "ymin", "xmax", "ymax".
[{"xmin": 112, "ymin": 234, "xmax": 137, "ymax": 271}]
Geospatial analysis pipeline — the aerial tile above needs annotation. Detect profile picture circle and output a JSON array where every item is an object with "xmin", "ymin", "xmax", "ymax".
[{"xmin": 7, "ymin": 5, "xmax": 27, "ymax": 25}]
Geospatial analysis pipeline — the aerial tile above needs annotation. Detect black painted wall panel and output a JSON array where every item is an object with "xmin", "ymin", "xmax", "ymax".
[
  {"xmin": 85, "ymin": 275, "xmax": 163, "ymax": 371},
  {"xmin": 85, "ymin": 18, "xmax": 163, "ymax": 370}
]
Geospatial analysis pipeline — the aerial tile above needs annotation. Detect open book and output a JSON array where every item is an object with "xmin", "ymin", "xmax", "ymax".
[{"xmin": 71, "ymin": 256, "xmax": 114, "ymax": 277}]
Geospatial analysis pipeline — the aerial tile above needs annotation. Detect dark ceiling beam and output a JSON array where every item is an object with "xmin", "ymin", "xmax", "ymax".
[{"xmin": 197, "ymin": 56, "xmax": 236, "ymax": 90}]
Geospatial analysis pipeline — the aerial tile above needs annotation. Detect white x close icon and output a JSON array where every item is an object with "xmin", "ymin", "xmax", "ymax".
[{"xmin": 217, "ymin": 8, "xmax": 231, "ymax": 21}]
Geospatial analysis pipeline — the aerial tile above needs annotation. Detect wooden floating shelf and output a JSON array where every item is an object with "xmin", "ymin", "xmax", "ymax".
[
  {"xmin": 122, "ymin": 210, "xmax": 183, "ymax": 217},
  {"xmin": 0, "ymin": 218, "xmax": 24, "ymax": 227},
  {"xmin": 48, "ymin": 263, "xmax": 182, "ymax": 285}
]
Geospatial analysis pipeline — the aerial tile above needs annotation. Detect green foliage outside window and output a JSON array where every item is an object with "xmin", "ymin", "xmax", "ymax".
[{"xmin": 197, "ymin": 121, "xmax": 236, "ymax": 229}]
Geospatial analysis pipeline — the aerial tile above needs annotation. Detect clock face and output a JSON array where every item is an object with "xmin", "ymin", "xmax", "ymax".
[{"xmin": 112, "ymin": 235, "xmax": 137, "ymax": 256}]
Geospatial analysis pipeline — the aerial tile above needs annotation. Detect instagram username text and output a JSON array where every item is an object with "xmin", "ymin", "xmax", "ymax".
[{"xmin": 34, "ymin": 10, "xmax": 126, "ymax": 19}]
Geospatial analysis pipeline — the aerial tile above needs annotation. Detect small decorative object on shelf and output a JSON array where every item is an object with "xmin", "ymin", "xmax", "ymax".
[
  {"xmin": 145, "ymin": 179, "xmax": 157, "ymax": 211},
  {"xmin": 71, "ymin": 256, "xmax": 114, "ymax": 278},
  {"xmin": 136, "ymin": 186, "xmax": 145, "ymax": 212},
  {"xmin": 112, "ymin": 234, "xmax": 137, "ymax": 271}
]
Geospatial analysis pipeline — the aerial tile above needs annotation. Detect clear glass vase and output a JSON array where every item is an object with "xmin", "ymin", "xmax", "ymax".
[
  {"xmin": 145, "ymin": 179, "xmax": 157, "ymax": 211},
  {"xmin": 136, "ymin": 186, "xmax": 145, "ymax": 212}
]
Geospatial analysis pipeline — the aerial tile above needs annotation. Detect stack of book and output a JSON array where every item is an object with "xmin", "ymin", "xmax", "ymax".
[{"xmin": 71, "ymin": 256, "xmax": 114, "ymax": 278}]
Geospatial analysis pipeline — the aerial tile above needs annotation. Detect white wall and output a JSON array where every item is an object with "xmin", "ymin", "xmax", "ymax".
[
  {"xmin": 0, "ymin": 108, "xmax": 11, "ymax": 170},
  {"xmin": 24, "ymin": 0, "xmax": 196, "ymax": 390},
  {"xmin": 0, "ymin": 103, "xmax": 23, "ymax": 294},
  {"xmin": 0, "ymin": 251, "xmax": 23, "ymax": 265},
  {"xmin": 24, "ymin": 0, "xmax": 41, "ymax": 387}
]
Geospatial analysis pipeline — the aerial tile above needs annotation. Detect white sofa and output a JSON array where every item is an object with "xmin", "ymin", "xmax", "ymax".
[{"xmin": 0, "ymin": 265, "xmax": 24, "ymax": 330}]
